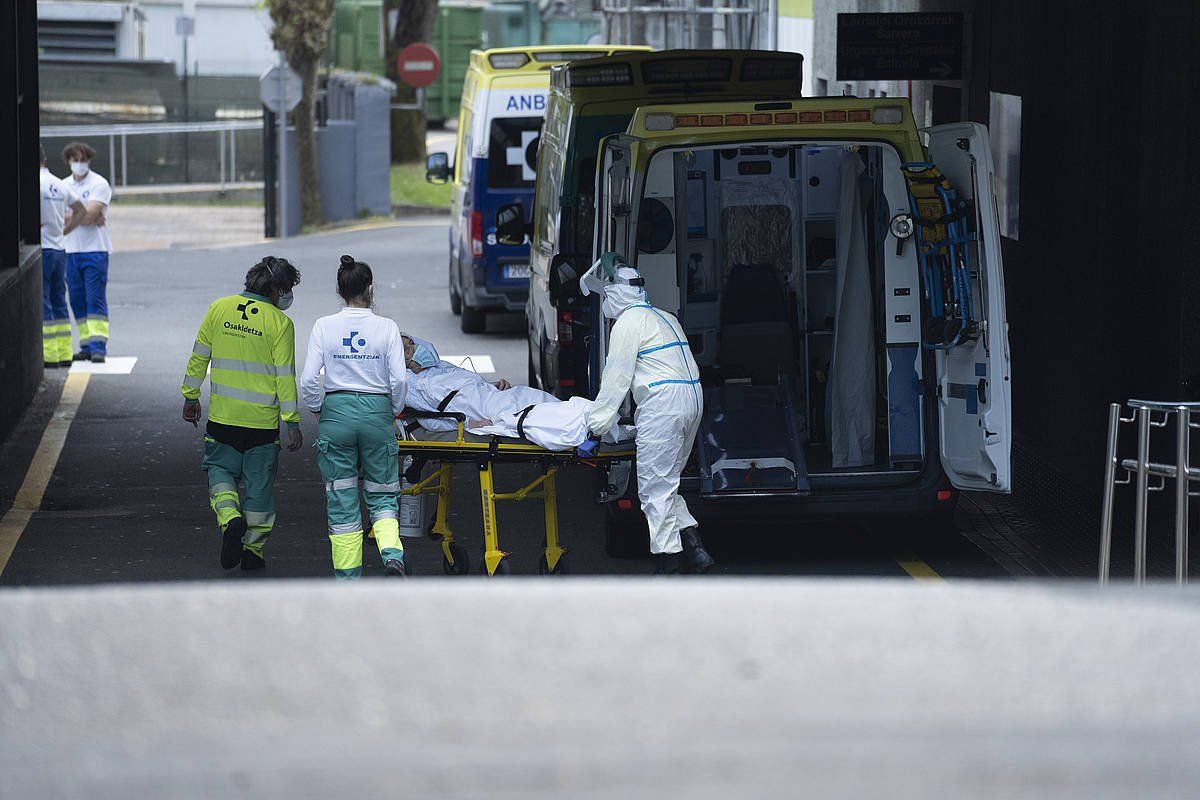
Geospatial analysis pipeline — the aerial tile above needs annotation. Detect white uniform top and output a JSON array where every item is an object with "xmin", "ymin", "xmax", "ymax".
[
  {"xmin": 406, "ymin": 361, "xmax": 555, "ymax": 432},
  {"xmin": 63, "ymin": 170, "xmax": 113, "ymax": 254},
  {"xmin": 300, "ymin": 307, "xmax": 408, "ymax": 414},
  {"xmin": 39, "ymin": 168, "xmax": 81, "ymax": 251}
]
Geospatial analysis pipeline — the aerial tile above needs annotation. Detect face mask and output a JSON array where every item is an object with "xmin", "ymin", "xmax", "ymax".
[
  {"xmin": 601, "ymin": 293, "xmax": 623, "ymax": 320},
  {"xmin": 276, "ymin": 291, "xmax": 294, "ymax": 311},
  {"xmin": 70, "ymin": 161, "xmax": 89, "ymax": 178},
  {"xmin": 412, "ymin": 344, "xmax": 438, "ymax": 369}
]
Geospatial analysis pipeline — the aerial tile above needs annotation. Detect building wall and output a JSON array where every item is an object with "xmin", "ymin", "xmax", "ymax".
[{"xmin": 135, "ymin": 0, "xmax": 273, "ymax": 76}]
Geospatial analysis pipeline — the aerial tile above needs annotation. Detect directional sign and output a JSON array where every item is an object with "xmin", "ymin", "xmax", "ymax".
[
  {"xmin": 397, "ymin": 43, "xmax": 441, "ymax": 89},
  {"xmin": 836, "ymin": 12, "xmax": 963, "ymax": 82},
  {"xmin": 259, "ymin": 64, "xmax": 302, "ymax": 114}
]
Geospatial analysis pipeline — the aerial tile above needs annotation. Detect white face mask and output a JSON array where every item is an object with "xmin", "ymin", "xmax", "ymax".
[
  {"xmin": 276, "ymin": 291, "xmax": 294, "ymax": 311},
  {"xmin": 69, "ymin": 161, "xmax": 89, "ymax": 178}
]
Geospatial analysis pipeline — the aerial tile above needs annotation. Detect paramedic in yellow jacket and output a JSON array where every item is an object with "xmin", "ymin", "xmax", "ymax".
[{"xmin": 180, "ymin": 256, "xmax": 304, "ymax": 571}]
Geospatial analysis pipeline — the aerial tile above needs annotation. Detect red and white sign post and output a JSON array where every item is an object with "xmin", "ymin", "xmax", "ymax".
[{"xmin": 396, "ymin": 43, "xmax": 441, "ymax": 113}]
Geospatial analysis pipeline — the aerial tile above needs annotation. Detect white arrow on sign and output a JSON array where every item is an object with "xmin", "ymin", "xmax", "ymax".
[
  {"xmin": 259, "ymin": 64, "xmax": 302, "ymax": 114},
  {"xmin": 931, "ymin": 61, "xmax": 954, "ymax": 79}
]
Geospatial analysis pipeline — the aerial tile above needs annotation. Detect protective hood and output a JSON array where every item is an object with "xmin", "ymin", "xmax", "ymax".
[
  {"xmin": 601, "ymin": 267, "xmax": 647, "ymax": 319},
  {"xmin": 579, "ymin": 253, "xmax": 646, "ymax": 319}
]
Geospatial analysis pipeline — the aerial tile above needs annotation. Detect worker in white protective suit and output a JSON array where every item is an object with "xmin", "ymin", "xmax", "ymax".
[{"xmin": 583, "ymin": 253, "xmax": 714, "ymax": 574}]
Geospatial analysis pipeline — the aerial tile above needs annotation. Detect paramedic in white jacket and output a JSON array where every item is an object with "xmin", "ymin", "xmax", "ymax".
[
  {"xmin": 300, "ymin": 255, "xmax": 408, "ymax": 579},
  {"xmin": 583, "ymin": 254, "xmax": 714, "ymax": 574}
]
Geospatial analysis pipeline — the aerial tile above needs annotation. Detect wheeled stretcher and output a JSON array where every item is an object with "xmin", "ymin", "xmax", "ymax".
[{"xmin": 396, "ymin": 410, "xmax": 636, "ymax": 576}]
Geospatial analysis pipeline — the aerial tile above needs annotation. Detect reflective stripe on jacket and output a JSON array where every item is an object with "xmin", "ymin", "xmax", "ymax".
[{"xmin": 181, "ymin": 292, "xmax": 300, "ymax": 429}]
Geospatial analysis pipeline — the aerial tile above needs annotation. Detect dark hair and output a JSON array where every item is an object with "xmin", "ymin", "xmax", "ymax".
[
  {"xmin": 245, "ymin": 255, "xmax": 301, "ymax": 297},
  {"xmin": 61, "ymin": 142, "xmax": 96, "ymax": 164},
  {"xmin": 337, "ymin": 254, "xmax": 373, "ymax": 304}
]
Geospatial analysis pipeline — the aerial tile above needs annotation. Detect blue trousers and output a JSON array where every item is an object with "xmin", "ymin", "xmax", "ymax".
[
  {"xmin": 41, "ymin": 249, "xmax": 72, "ymax": 363},
  {"xmin": 66, "ymin": 251, "xmax": 109, "ymax": 356}
]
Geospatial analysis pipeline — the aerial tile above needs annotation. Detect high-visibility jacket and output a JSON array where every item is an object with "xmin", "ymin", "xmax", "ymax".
[{"xmin": 181, "ymin": 292, "xmax": 300, "ymax": 430}]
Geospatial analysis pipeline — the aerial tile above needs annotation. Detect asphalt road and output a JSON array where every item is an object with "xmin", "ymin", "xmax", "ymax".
[{"xmin": 0, "ymin": 220, "xmax": 1006, "ymax": 584}]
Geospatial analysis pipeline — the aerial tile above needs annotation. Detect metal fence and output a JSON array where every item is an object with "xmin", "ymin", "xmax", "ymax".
[
  {"xmin": 600, "ymin": 0, "xmax": 776, "ymax": 51},
  {"xmin": 1099, "ymin": 399, "xmax": 1199, "ymax": 584},
  {"xmin": 40, "ymin": 120, "xmax": 262, "ymax": 189}
]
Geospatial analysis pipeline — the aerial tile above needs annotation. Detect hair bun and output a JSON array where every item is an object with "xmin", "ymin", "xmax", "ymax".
[{"xmin": 339, "ymin": 255, "xmax": 355, "ymax": 269}]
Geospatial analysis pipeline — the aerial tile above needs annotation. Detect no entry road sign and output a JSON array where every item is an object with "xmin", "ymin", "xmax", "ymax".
[
  {"xmin": 837, "ymin": 12, "xmax": 964, "ymax": 82},
  {"xmin": 397, "ymin": 43, "xmax": 441, "ymax": 89}
]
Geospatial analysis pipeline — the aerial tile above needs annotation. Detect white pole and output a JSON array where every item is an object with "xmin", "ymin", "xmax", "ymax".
[{"xmin": 277, "ymin": 51, "xmax": 288, "ymax": 238}]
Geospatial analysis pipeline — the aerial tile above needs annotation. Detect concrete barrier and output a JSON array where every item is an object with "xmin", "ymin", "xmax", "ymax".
[
  {"xmin": 0, "ymin": 247, "xmax": 43, "ymax": 441},
  {"xmin": 3, "ymin": 579, "xmax": 1199, "ymax": 797}
]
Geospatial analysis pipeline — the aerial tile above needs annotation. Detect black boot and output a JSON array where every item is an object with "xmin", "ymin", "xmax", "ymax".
[
  {"xmin": 221, "ymin": 517, "xmax": 247, "ymax": 569},
  {"xmin": 680, "ymin": 527, "xmax": 715, "ymax": 574},
  {"xmin": 384, "ymin": 557, "xmax": 408, "ymax": 577},
  {"xmin": 654, "ymin": 552, "xmax": 682, "ymax": 575},
  {"xmin": 241, "ymin": 549, "xmax": 266, "ymax": 571},
  {"xmin": 72, "ymin": 350, "xmax": 90, "ymax": 361}
]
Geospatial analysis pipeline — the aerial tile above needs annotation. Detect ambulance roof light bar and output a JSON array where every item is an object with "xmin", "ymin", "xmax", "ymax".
[
  {"xmin": 652, "ymin": 104, "xmax": 907, "ymax": 131},
  {"xmin": 488, "ymin": 53, "xmax": 530, "ymax": 69}
]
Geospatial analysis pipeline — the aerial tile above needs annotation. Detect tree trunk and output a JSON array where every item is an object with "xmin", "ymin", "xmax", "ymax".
[
  {"xmin": 384, "ymin": 0, "xmax": 438, "ymax": 164},
  {"xmin": 293, "ymin": 55, "xmax": 323, "ymax": 228}
]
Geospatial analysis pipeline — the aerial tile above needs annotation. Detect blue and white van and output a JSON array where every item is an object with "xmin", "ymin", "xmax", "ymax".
[{"xmin": 426, "ymin": 45, "xmax": 649, "ymax": 333}]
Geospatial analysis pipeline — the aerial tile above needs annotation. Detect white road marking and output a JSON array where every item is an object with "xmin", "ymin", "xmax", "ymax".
[
  {"xmin": 441, "ymin": 355, "xmax": 495, "ymax": 374},
  {"xmin": 69, "ymin": 356, "xmax": 138, "ymax": 375}
]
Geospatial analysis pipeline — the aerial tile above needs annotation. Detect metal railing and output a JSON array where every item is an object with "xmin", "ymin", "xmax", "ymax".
[
  {"xmin": 39, "ymin": 120, "xmax": 262, "ymax": 190},
  {"xmin": 600, "ymin": 0, "xmax": 773, "ymax": 51},
  {"xmin": 1099, "ymin": 399, "xmax": 1200, "ymax": 585}
]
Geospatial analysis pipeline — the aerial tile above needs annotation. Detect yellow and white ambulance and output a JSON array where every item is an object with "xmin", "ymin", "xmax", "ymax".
[{"xmin": 425, "ymin": 45, "xmax": 649, "ymax": 333}]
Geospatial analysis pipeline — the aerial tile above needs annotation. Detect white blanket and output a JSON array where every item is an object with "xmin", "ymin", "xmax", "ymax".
[{"xmin": 470, "ymin": 396, "xmax": 635, "ymax": 451}]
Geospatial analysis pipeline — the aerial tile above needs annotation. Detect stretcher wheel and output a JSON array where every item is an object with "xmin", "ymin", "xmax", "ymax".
[
  {"xmin": 538, "ymin": 554, "xmax": 569, "ymax": 576},
  {"xmin": 442, "ymin": 543, "xmax": 470, "ymax": 575}
]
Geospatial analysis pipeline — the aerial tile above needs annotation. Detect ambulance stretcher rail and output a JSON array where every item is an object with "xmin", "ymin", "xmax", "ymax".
[{"xmin": 394, "ymin": 409, "xmax": 635, "ymax": 576}]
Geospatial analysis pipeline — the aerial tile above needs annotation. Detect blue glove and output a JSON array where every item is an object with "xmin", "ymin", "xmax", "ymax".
[{"xmin": 576, "ymin": 436, "xmax": 601, "ymax": 458}]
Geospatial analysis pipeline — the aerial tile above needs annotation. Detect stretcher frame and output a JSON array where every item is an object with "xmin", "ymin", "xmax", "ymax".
[{"xmin": 396, "ymin": 410, "xmax": 635, "ymax": 576}]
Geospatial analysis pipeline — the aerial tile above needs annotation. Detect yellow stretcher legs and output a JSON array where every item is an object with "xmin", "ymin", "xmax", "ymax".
[{"xmin": 401, "ymin": 460, "xmax": 567, "ymax": 576}]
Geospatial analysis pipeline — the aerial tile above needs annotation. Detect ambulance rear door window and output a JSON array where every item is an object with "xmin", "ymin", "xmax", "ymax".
[{"xmin": 487, "ymin": 116, "xmax": 542, "ymax": 189}]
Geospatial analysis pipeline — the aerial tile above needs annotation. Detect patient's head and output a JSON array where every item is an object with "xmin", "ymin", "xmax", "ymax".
[{"xmin": 401, "ymin": 334, "xmax": 438, "ymax": 373}]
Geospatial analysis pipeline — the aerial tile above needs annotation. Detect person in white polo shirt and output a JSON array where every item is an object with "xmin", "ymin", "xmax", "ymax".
[
  {"xmin": 61, "ymin": 141, "xmax": 113, "ymax": 363},
  {"xmin": 39, "ymin": 143, "xmax": 86, "ymax": 368},
  {"xmin": 300, "ymin": 255, "xmax": 409, "ymax": 579}
]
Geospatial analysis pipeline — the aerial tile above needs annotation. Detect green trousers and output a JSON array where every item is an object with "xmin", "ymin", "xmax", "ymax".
[
  {"xmin": 201, "ymin": 436, "xmax": 279, "ymax": 557},
  {"xmin": 316, "ymin": 392, "xmax": 403, "ymax": 579}
]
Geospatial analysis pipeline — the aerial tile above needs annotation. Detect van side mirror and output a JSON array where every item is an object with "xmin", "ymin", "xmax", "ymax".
[
  {"xmin": 549, "ymin": 253, "xmax": 581, "ymax": 301},
  {"xmin": 425, "ymin": 152, "xmax": 450, "ymax": 184},
  {"xmin": 495, "ymin": 202, "xmax": 529, "ymax": 246}
]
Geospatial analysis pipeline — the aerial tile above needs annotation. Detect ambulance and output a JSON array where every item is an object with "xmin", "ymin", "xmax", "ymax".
[
  {"xmin": 425, "ymin": 45, "xmax": 649, "ymax": 333},
  {"xmin": 498, "ymin": 93, "xmax": 1012, "ymax": 554},
  {"xmin": 519, "ymin": 49, "xmax": 806, "ymax": 392}
]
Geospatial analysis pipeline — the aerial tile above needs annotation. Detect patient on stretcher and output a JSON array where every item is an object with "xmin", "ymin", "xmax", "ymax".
[{"xmin": 401, "ymin": 335, "xmax": 632, "ymax": 450}]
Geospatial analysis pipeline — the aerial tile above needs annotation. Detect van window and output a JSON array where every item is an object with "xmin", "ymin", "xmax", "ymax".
[{"xmin": 487, "ymin": 116, "xmax": 542, "ymax": 189}]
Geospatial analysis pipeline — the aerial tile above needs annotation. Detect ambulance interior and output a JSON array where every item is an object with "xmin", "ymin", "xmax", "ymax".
[{"xmin": 629, "ymin": 141, "xmax": 931, "ymax": 496}]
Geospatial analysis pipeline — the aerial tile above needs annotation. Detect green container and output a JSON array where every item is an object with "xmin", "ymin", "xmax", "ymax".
[
  {"xmin": 331, "ymin": 0, "xmax": 483, "ymax": 125},
  {"xmin": 331, "ymin": 0, "xmax": 385, "ymax": 74},
  {"xmin": 481, "ymin": 2, "xmax": 540, "ymax": 50},
  {"xmin": 542, "ymin": 15, "xmax": 602, "ymax": 45},
  {"xmin": 426, "ymin": 0, "xmax": 485, "ymax": 125}
]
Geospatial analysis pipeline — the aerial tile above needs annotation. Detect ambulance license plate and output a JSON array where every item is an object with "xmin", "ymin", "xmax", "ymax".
[{"xmin": 503, "ymin": 264, "xmax": 530, "ymax": 280}]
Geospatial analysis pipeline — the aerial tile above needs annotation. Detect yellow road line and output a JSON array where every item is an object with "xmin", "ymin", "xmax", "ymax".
[
  {"xmin": 0, "ymin": 372, "xmax": 89, "ymax": 576},
  {"xmin": 896, "ymin": 555, "xmax": 943, "ymax": 581}
]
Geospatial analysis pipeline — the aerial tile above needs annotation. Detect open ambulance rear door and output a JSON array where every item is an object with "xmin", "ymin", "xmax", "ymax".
[
  {"xmin": 928, "ymin": 122, "xmax": 1013, "ymax": 492},
  {"xmin": 588, "ymin": 134, "xmax": 640, "ymax": 396}
]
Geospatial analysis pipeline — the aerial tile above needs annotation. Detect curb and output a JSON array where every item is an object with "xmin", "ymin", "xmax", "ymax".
[{"xmin": 393, "ymin": 204, "xmax": 450, "ymax": 217}]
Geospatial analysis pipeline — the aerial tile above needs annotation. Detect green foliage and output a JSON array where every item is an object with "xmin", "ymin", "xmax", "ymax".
[
  {"xmin": 264, "ymin": 0, "xmax": 335, "ymax": 64},
  {"xmin": 390, "ymin": 163, "xmax": 453, "ymax": 209}
]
